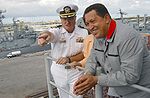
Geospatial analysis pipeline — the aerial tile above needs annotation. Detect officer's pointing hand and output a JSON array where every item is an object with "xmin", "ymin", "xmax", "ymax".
[{"xmin": 38, "ymin": 31, "xmax": 52, "ymax": 46}]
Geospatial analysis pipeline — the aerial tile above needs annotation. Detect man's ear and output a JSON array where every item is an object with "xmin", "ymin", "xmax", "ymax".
[{"xmin": 104, "ymin": 14, "xmax": 111, "ymax": 24}]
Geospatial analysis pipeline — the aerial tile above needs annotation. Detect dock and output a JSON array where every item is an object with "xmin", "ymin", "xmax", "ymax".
[{"xmin": 0, "ymin": 51, "xmax": 48, "ymax": 98}]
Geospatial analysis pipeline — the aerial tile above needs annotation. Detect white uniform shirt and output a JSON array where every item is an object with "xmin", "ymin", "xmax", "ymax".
[{"xmin": 49, "ymin": 25, "xmax": 88, "ymax": 59}]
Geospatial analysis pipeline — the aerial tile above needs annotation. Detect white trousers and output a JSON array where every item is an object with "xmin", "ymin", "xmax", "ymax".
[{"xmin": 51, "ymin": 62, "xmax": 83, "ymax": 98}]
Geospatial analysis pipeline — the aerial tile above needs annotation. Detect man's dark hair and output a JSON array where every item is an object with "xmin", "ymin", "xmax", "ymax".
[{"xmin": 83, "ymin": 3, "xmax": 111, "ymax": 22}]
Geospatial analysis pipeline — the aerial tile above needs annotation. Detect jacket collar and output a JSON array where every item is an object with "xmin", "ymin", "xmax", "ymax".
[
  {"xmin": 106, "ymin": 19, "xmax": 116, "ymax": 42},
  {"xmin": 93, "ymin": 19, "xmax": 116, "ymax": 51}
]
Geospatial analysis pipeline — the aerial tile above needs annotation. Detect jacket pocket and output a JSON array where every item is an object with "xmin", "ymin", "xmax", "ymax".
[{"xmin": 107, "ymin": 53, "xmax": 120, "ymax": 72}]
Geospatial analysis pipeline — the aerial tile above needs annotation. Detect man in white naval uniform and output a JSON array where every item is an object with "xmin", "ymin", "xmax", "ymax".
[{"xmin": 38, "ymin": 4, "xmax": 88, "ymax": 98}]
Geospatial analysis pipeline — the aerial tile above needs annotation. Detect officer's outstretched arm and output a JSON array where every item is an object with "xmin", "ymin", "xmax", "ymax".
[{"xmin": 38, "ymin": 30, "xmax": 54, "ymax": 46}]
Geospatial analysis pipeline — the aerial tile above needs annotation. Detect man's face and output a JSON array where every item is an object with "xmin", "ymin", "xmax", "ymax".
[
  {"xmin": 84, "ymin": 10, "xmax": 109, "ymax": 38},
  {"xmin": 60, "ymin": 16, "xmax": 76, "ymax": 33}
]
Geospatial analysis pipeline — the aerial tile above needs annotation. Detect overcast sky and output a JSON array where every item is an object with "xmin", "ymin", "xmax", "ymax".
[{"xmin": 0, "ymin": 0, "xmax": 150, "ymax": 18}]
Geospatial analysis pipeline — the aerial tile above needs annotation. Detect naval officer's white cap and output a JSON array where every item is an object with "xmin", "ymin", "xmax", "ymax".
[{"xmin": 56, "ymin": 4, "xmax": 78, "ymax": 18}]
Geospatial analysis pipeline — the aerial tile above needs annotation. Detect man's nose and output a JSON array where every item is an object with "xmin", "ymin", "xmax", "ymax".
[
  {"xmin": 88, "ymin": 24, "xmax": 94, "ymax": 30},
  {"xmin": 65, "ymin": 19, "xmax": 70, "ymax": 24}
]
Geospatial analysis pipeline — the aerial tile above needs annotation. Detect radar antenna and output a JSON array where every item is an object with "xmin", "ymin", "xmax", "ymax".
[{"xmin": 0, "ymin": 10, "xmax": 6, "ymax": 29}]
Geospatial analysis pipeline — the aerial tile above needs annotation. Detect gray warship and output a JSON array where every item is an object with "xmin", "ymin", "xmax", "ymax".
[
  {"xmin": 0, "ymin": 10, "xmax": 52, "ymax": 59},
  {"xmin": 0, "ymin": 10, "xmax": 37, "ymax": 52},
  {"xmin": 115, "ymin": 9, "xmax": 150, "ymax": 33},
  {"xmin": 115, "ymin": 9, "xmax": 150, "ymax": 50}
]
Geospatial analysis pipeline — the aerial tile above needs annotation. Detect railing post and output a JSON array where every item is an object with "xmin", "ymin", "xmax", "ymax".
[
  {"xmin": 131, "ymin": 84, "xmax": 150, "ymax": 93},
  {"xmin": 95, "ymin": 66, "xmax": 103, "ymax": 98},
  {"xmin": 44, "ymin": 53, "xmax": 54, "ymax": 98}
]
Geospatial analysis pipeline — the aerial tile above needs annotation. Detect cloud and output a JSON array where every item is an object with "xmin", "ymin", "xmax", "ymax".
[{"xmin": 0, "ymin": 0, "xmax": 150, "ymax": 17}]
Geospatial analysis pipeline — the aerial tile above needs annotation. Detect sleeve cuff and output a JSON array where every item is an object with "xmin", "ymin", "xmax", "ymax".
[{"xmin": 97, "ymin": 74, "xmax": 109, "ymax": 86}]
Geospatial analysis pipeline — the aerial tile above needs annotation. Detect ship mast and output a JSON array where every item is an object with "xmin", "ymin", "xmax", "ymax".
[
  {"xmin": 119, "ymin": 9, "xmax": 127, "ymax": 22},
  {"xmin": 0, "ymin": 10, "xmax": 6, "ymax": 31},
  {"xmin": 0, "ymin": 10, "xmax": 7, "ymax": 49}
]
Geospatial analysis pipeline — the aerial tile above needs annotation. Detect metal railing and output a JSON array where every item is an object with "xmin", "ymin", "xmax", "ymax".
[
  {"xmin": 44, "ymin": 54, "xmax": 77, "ymax": 98},
  {"xmin": 44, "ymin": 54, "xmax": 150, "ymax": 98}
]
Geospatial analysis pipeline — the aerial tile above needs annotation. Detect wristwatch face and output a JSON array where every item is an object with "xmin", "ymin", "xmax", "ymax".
[{"xmin": 65, "ymin": 65, "xmax": 71, "ymax": 69}]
